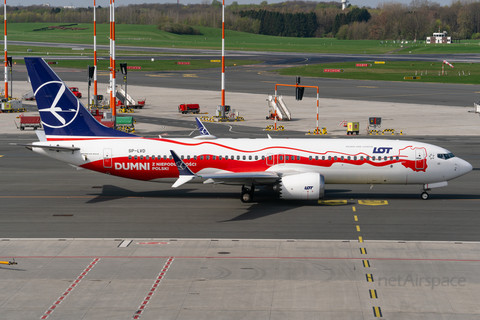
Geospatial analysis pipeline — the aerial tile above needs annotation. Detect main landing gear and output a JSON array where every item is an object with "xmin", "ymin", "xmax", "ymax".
[{"xmin": 241, "ymin": 185, "xmax": 255, "ymax": 203}]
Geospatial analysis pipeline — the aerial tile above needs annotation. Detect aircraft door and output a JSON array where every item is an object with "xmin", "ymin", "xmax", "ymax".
[
  {"xmin": 266, "ymin": 154, "xmax": 285, "ymax": 166},
  {"xmin": 103, "ymin": 148, "xmax": 112, "ymax": 168},
  {"xmin": 415, "ymin": 148, "xmax": 426, "ymax": 170},
  {"xmin": 266, "ymin": 153, "xmax": 274, "ymax": 166}
]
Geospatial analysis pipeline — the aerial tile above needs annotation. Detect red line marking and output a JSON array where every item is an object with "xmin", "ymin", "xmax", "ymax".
[
  {"xmin": 6, "ymin": 255, "xmax": 478, "ymax": 263},
  {"xmin": 132, "ymin": 257, "xmax": 174, "ymax": 319},
  {"xmin": 39, "ymin": 258, "xmax": 100, "ymax": 319}
]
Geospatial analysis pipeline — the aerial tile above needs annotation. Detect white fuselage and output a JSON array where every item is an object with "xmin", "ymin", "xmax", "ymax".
[{"xmin": 32, "ymin": 137, "xmax": 472, "ymax": 186}]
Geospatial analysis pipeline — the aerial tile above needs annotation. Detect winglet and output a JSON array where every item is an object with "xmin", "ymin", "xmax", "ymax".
[
  {"xmin": 195, "ymin": 117, "xmax": 210, "ymax": 135},
  {"xmin": 170, "ymin": 150, "xmax": 196, "ymax": 188},
  {"xmin": 193, "ymin": 117, "xmax": 217, "ymax": 140}
]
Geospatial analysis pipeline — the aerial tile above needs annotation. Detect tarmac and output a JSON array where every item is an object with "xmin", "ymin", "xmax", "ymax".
[
  {"xmin": 0, "ymin": 238, "xmax": 479, "ymax": 319},
  {"xmin": 2, "ymin": 79, "xmax": 480, "ymax": 319},
  {"xmin": 2, "ymin": 80, "xmax": 480, "ymax": 136}
]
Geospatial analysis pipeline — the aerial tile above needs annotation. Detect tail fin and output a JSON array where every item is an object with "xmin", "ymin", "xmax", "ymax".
[
  {"xmin": 193, "ymin": 117, "xmax": 217, "ymax": 140},
  {"xmin": 24, "ymin": 57, "xmax": 135, "ymax": 140}
]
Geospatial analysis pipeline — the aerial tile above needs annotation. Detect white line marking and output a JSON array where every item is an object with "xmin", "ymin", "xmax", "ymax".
[{"xmin": 118, "ymin": 240, "xmax": 132, "ymax": 247}]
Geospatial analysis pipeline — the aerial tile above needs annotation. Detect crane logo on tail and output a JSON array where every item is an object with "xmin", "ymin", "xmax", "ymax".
[{"xmin": 35, "ymin": 81, "xmax": 80, "ymax": 129}]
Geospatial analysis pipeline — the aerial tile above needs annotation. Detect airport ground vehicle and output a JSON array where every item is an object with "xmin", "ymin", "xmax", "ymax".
[
  {"xmin": 69, "ymin": 87, "xmax": 82, "ymax": 98},
  {"xmin": 179, "ymin": 104, "xmax": 200, "ymax": 114}
]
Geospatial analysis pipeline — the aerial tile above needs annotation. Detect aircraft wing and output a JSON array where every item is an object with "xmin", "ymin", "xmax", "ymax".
[
  {"xmin": 170, "ymin": 149, "xmax": 280, "ymax": 187},
  {"xmin": 199, "ymin": 171, "xmax": 280, "ymax": 185}
]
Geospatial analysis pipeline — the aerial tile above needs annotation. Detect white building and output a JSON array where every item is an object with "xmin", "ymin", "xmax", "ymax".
[{"xmin": 426, "ymin": 31, "xmax": 451, "ymax": 44}]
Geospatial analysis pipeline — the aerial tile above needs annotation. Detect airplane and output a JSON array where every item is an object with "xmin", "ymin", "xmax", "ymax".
[{"xmin": 15, "ymin": 57, "xmax": 473, "ymax": 202}]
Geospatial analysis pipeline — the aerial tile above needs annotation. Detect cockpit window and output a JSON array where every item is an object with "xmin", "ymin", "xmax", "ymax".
[{"xmin": 437, "ymin": 153, "xmax": 455, "ymax": 160}]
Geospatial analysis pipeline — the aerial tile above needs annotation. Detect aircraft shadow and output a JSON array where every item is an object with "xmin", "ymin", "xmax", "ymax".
[
  {"xmin": 86, "ymin": 185, "xmax": 480, "ymax": 206},
  {"xmin": 86, "ymin": 185, "xmax": 239, "ymax": 204}
]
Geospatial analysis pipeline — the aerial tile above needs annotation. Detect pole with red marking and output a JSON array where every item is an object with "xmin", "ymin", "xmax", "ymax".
[
  {"xmin": 274, "ymin": 85, "xmax": 278, "ymax": 131},
  {"xmin": 221, "ymin": 0, "xmax": 225, "ymax": 108},
  {"xmin": 111, "ymin": 0, "xmax": 116, "ymax": 120},
  {"xmin": 109, "ymin": 0, "xmax": 112, "ymax": 110},
  {"xmin": 109, "ymin": 0, "xmax": 116, "ymax": 121},
  {"xmin": 4, "ymin": 0, "xmax": 8, "ymax": 100},
  {"xmin": 93, "ymin": 0, "xmax": 97, "ymax": 102},
  {"xmin": 316, "ymin": 88, "xmax": 319, "ymax": 133}
]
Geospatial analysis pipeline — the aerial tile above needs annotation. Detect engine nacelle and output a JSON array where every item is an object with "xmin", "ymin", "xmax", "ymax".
[{"xmin": 275, "ymin": 172, "xmax": 325, "ymax": 200}]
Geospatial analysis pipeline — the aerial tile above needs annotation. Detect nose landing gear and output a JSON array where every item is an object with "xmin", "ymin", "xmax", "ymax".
[{"xmin": 421, "ymin": 191, "xmax": 429, "ymax": 200}]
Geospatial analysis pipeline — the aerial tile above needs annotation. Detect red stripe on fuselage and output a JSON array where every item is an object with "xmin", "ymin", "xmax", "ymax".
[{"xmin": 81, "ymin": 154, "xmax": 424, "ymax": 181}]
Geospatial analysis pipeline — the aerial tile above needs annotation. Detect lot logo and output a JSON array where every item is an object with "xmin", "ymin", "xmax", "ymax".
[
  {"xmin": 304, "ymin": 186, "xmax": 314, "ymax": 190},
  {"xmin": 199, "ymin": 127, "xmax": 209, "ymax": 135},
  {"xmin": 373, "ymin": 147, "xmax": 393, "ymax": 154},
  {"xmin": 35, "ymin": 81, "xmax": 80, "ymax": 128}
]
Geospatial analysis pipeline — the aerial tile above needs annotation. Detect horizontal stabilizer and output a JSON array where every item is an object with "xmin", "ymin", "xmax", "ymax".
[{"xmin": 10, "ymin": 143, "xmax": 80, "ymax": 152}]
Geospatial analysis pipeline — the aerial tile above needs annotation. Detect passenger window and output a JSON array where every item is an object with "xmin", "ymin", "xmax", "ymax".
[
  {"xmin": 328, "ymin": 156, "xmax": 331, "ymax": 160},
  {"xmin": 372, "ymin": 156, "xmax": 376, "ymax": 160},
  {"xmin": 396, "ymin": 156, "xmax": 399, "ymax": 160},
  {"xmin": 384, "ymin": 156, "xmax": 387, "ymax": 161},
  {"xmin": 244, "ymin": 155, "xmax": 247, "ymax": 160},
  {"xmin": 297, "ymin": 156, "xmax": 300, "ymax": 160},
  {"xmin": 354, "ymin": 156, "xmax": 357, "ymax": 160},
  {"xmin": 140, "ymin": 155, "xmax": 144, "ymax": 160},
  {"xmin": 237, "ymin": 155, "xmax": 240, "ymax": 160},
  {"xmin": 309, "ymin": 156, "xmax": 312, "ymax": 161},
  {"xmin": 128, "ymin": 155, "xmax": 132, "ymax": 160},
  {"xmin": 249, "ymin": 155, "xmax": 252, "ymax": 160},
  {"xmin": 134, "ymin": 155, "xmax": 138, "ymax": 160},
  {"xmin": 262, "ymin": 156, "xmax": 265, "ymax": 160},
  {"xmin": 347, "ymin": 156, "xmax": 351, "ymax": 160},
  {"xmin": 200, "ymin": 156, "xmax": 204, "ymax": 160},
  {"xmin": 360, "ymin": 156, "xmax": 363, "ymax": 160},
  {"xmin": 334, "ymin": 156, "xmax": 337, "ymax": 161},
  {"xmin": 181, "ymin": 155, "xmax": 184, "ymax": 160},
  {"xmin": 316, "ymin": 156, "xmax": 319, "ymax": 160},
  {"xmin": 206, "ymin": 156, "xmax": 210, "ymax": 160},
  {"xmin": 194, "ymin": 156, "xmax": 197, "ymax": 160},
  {"xmin": 187, "ymin": 155, "xmax": 190, "ymax": 160},
  {"xmin": 255, "ymin": 155, "xmax": 258, "ymax": 160}
]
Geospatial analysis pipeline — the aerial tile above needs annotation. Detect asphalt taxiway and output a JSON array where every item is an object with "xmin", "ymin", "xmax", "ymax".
[{"xmin": 2, "ymin": 47, "xmax": 480, "ymax": 319}]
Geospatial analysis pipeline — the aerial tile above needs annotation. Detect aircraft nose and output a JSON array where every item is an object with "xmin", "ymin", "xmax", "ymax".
[{"xmin": 456, "ymin": 158, "xmax": 473, "ymax": 177}]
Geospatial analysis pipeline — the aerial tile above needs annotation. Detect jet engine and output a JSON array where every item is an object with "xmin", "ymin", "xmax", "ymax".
[{"xmin": 274, "ymin": 172, "xmax": 325, "ymax": 200}]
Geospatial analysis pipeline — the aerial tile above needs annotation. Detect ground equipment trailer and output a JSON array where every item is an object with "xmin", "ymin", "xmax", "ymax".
[{"xmin": 19, "ymin": 115, "xmax": 41, "ymax": 130}]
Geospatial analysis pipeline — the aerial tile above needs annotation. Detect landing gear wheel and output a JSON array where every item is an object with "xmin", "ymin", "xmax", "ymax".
[
  {"xmin": 241, "ymin": 192, "xmax": 252, "ymax": 203},
  {"xmin": 240, "ymin": 185, "xmax": 255, "ymax": 203},
  {"xmin": 421, "ymin": 192, "xmax": 429, "ymax": 200}
]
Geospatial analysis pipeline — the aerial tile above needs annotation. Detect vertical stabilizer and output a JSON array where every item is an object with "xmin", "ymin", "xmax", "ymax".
[{"xmin": 24, "ymin": 57, "xmax": 135, "ymax": 140}]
